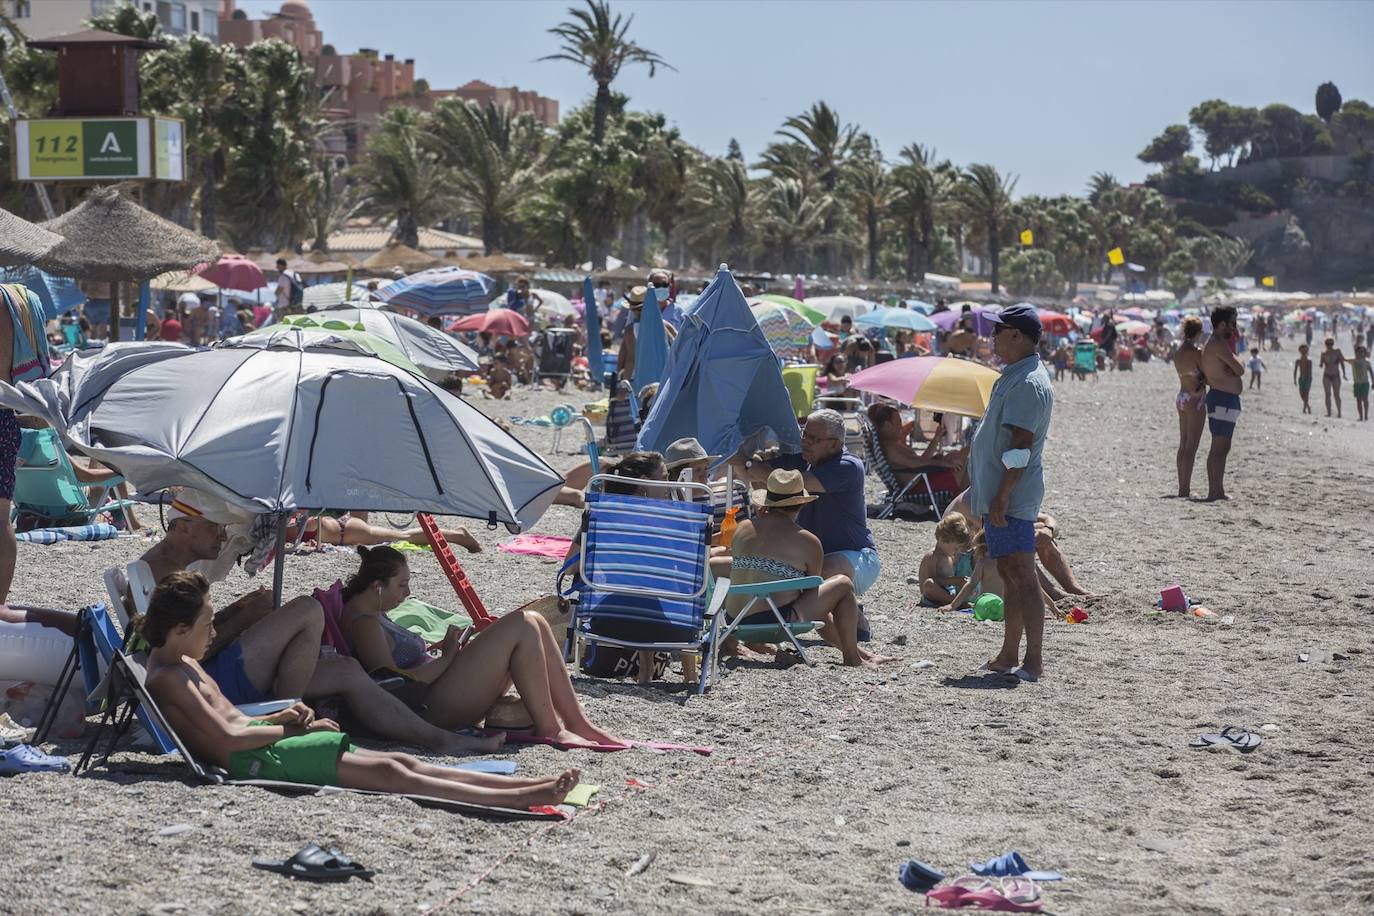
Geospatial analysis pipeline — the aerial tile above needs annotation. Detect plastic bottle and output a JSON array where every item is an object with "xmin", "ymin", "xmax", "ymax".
[
  {"xmin": 717, "ymin": 507, "xmax": 739, "ymax": 549},
  {"xmin": 1191, "ymin": 606, "xmax": 1217, "ymax": 620}
]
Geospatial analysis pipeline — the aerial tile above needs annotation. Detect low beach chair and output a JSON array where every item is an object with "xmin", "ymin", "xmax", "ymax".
[
  {"xmin": 707, "ymin": 575, "xmax": 823, "ymax": 674},
  {"xmin": 13, "ymin": 427, "xmax": 137, "ymax": 529},
  {"xmin": 75, "ymin": 644, "xmax": 557, "ymax": 820},
  {"xmin": 860, "ymin": 419, "xmax": 948, "ymax": 519},
  {"xmin": 567, "ymin": 476, "xmax": 719, "ymax": 693}
]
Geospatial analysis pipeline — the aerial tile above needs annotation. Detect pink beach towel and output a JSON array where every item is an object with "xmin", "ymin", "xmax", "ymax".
[{"xmin": 497, "ymin": 534, "xmax": 575, "ymax": 560}]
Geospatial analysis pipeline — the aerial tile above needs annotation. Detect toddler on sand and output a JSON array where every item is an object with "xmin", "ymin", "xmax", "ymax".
[
  {"xmin": 1247, "ymin": 348, "xmax": 1265, "ymax": 390},
  {"xmin": 918, "ymin": 513, "xmax": 974, "ymax": 606}
]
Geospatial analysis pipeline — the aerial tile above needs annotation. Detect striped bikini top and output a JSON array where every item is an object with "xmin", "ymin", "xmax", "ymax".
[
  {"xmin": 2, "ymin": 284, "xmax": 49, "ymax": 383},
  {"xmin": 733, "ymin": 554, "xmax": 807, "ymax": 581}
]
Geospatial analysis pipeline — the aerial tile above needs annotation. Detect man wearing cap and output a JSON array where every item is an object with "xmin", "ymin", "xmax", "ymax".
[
  {"xmin": 732, "ymin": 409, "xmax": 881, "ymax": 629},
  {"xmin": 132, "ymin": 489, "xmax": 495, "ymax": 756},
  {"xmin": 968, "ymin": 303, "xmax": 1054, "ymax": 681},
  {"xmin": 616, "ymin": 284, "xmax": 679, "ymax": 385}
]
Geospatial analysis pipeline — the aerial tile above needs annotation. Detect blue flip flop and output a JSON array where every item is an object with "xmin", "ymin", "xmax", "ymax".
[
  {"xmin": 969, "ymin": 851, "xmax": 1062, "ymax": 882},
  {"xmin": 898, "ymin": 859, "xmax": 944, "ymax": 892},
  {"xmin": 0, "ymin": 744, "xmax": 70, "ymax": 775}
]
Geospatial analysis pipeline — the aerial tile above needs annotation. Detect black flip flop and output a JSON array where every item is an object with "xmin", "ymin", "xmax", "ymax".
[
  {"xmin": 252, "ymin": 844, "xmax": 375, "ymax": 882},
  {"xmin": 1190, "ymin": 725, "xmax": 1262, "ymax": 753}
]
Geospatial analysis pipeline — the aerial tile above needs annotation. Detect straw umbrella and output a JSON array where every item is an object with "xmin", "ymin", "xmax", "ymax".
[
  {"xmin": 360, "ymin": 242, "xmax": 442, "ymax": 275},
  {"xmin": 0, "ymin": 206, "xmax": 64, "ymax": 268},
  {"xmin": 36, "ymin": 187, "xmax": 219, "ymax": 340}
]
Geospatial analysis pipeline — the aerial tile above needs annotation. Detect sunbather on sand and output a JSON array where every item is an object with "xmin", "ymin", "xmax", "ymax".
[
  {"xmin": 137, "ymin": 490, "xmax": 496, "ymax": 757},
  {"xmin": 339, "ymin": 546, "xmax": 623, "ymax": 748},
  {"xmin": 285, "ymin": 511, "xmax": 480, "ymax": 553},
  {"xmin": 142, "ymin": 572, "xmax": 578, "ymax": 807},
  {"xmin": 935, "ymin": 530, "xmax": 1058, "ymax": 619},
  {"xmin": 942, "ymin": 489, "xmax": 1090, "ymax": 598},
  {"xmin": 726, "ymin": 470, "xmax": 895, "ymax": 668}
]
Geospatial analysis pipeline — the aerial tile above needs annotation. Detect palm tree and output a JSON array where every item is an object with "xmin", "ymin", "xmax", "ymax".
[
  {"xmin": 430, "ymin": 99, "xmax": 545, "ymax": 254},
  {"xmin": 956, "ymin": 163, "xmax": 1018, "ymax": 293},
  {"xmin": 348, "ymin": 107, "xmax": 455, "ymax": 249},
  {"xmin": 1086, "ymin": 171, "xmax": 1118, "ymax": 206},
  {"xmin": 845, "ymin": 154, "xmax": 887, "ymax": 279},
  {"xmin": 889, "ymin": 144, "xmax": 954, "ymax": 282},
  {"xmin": 541, "ymin": 0, "xmax": 673, "ymax": 146},
  {"xmin": 776, "ymin": 102, "xmax": 859, "ymax": 274},
  {"xmin": 754, "ymin": 176, "xmax": 833, "ymax": 274},
  {"xmin": 682, "ymin": 156, "xmax": 752, "ymax": 268}
]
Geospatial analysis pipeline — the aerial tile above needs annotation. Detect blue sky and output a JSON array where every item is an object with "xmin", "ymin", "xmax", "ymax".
[{"xmin": 238, "ymin": 0, "xmax": 1374, "ymax": 197}]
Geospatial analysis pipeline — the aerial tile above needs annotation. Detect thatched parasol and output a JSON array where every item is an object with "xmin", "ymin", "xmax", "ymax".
[
  {"xmin": 360, "ymin": 242, "xmax": 441, "ymax": 274},
  {"xmin": 253, "ymin": 249, "xmax": 297, "ymax": 271},
  {"xmin": 150, "ymin": 270, "xmax": 217, "ymax": 293},
  {"xmin": 295, "ymin": 258, "xmax": 353, "ymax": 276},
  {"xmin": 0, "ymin": 206, "xmax": 64, "ymax": 268},
  {"xmin": 36, "ymin": 187, "xmax": 219, "ymax": 282},
  {"xmin": 459, "ymin": 252, "xmax": 533, "ymax": 274}
]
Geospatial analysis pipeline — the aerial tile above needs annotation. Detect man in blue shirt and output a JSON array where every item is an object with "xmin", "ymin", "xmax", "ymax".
[
  {"xmin": 504, "ymin": 276, "xmax": 541, "ymax": 315},
  {"xmin": 732, "ymin": 409, "xmax": 881, "ymax": 608},
  {"xmin": 968, "ymin": 303, "xmax": 1054, "ymax": 681}
]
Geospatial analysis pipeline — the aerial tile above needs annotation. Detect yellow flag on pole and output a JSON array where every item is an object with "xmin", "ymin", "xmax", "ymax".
[
  {"xmin": 1261, "ymin": 275, "xmax": 1276, "ymax": 287},
  {"xmin": 1107, "ymin": 247, "xmax": 1125, "ymax": 266},
  {"xmin": 1019, "ymin": 229, "xmax": 1033, "ymax": 247}
]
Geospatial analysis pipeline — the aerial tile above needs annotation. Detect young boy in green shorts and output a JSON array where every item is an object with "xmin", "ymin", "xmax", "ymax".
[
  {"xmin": 1294, "ymin": 344, "xmax": 1313, "ymax": 414},
  {"xmin": 142, "ymin": 572, "xmax": 580, "ymax": 808},
  {"xmin": 1353, "ymin": 345, "xmax": 1370, "ymax": 421}
]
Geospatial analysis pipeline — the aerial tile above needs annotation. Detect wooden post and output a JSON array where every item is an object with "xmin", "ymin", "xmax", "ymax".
[{"xmin": 109, "ymin": 282, "xmax": 121, "ymax": 342}]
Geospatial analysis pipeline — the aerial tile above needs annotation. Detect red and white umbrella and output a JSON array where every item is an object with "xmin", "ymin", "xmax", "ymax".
[
  {"xmin": 196, "ymin": 253, "xmax": 266, "ymax": 291},
  {"xmin": 447, "ymin": 307, "xmax": 530, "ymax": 337}
]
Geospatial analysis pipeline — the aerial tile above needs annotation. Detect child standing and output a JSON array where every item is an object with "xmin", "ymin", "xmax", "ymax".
[
  {"xmin": 918, "ymin": 513, "xmax": 974, "ymax": 606},
  {"xmin": 1247, "ymin": 348, "xmax": 1265, "ymax": 390},
  {"xmin": 1294, "ymin": 344, "xmax": 1313, "ymax": 414},
  {"xmin": 1052, "ymin": 341, "xmax": 1071, "ymax": 382},
  {"xmin": 1352, "ymin": 345, "xmax": 1371, "ymax": 421}
]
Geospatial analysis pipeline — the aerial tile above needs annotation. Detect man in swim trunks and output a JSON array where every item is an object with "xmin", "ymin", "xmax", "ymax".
[
  {"xmin": 1319, "ymin": 337, "xmax": 1347, "ymax": 418},
  {"xmin": 1352, "ymin": 345, "xmax": 1370, "ymax": 422},
  {"xmin": 1294, "ymin": 344, "xmax": 1314, "ymax": 415},
  {"xmin": 968, "ymin": 304, "xmax": 1055, "ymax": 681},
  {"xmin": 143, "ymin": 572, "xmax": 579, "ymax": 806},
  {"xmin": 1201, "ymin": 306, "xmax": 1245, "ymax": 502}
]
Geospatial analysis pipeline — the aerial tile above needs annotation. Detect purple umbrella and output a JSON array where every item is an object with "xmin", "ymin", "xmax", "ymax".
[{"xmin": 932, "ymin": 304, "xmax": 998, "ymax": 335}]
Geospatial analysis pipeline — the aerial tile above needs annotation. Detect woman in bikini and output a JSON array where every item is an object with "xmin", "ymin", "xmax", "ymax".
[
  {"xmin": 724, "ymin": 469, "xmax": 892, "ymax": 668},
  {"xmin": 1173, "ymin": 315, "xmax": 1207, "ymax": 498},
  {"xmin": 286, "ymin": 512, "xmax": 481, "ymax": 553},
  {"xmin": 335, "ymin": 546, "xmax": 621, "ymax": 748}
]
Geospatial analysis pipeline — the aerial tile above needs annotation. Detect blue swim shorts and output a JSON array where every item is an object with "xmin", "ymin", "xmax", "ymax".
[
  {"xmin": 981, "ymin": 515, "xmax": 1036, "ymax": 559},
  {"xmin": 826, "ymin": 547, "xmax": 881, "ymax": 595},
  {"xmin": 1206, "ymin": 389, "xmax": 1241, "ymax": 438},
  {"xmin": 202, "ymin": 639, "xmax": 269, "ymax": 705}
]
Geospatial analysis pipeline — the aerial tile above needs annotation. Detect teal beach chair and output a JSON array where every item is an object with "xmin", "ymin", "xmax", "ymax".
[{"xmin": 13, "ymin": 428, "xmax": 137, "ymax": 528}]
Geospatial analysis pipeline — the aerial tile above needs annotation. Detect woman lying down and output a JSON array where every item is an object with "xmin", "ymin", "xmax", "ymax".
[{"xmin": 141, "ymin": 572, "xmax": 580, "ymax": 809}]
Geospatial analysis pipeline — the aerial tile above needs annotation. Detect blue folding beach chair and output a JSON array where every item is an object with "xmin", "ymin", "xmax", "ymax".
[{"xmin": 567, "ymin": 477, "xmax": 719, "ymax": 693}]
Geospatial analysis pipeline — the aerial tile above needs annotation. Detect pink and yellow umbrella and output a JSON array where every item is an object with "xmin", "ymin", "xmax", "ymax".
[{"xmin": 848, "ymin": 356, "xmax": 1000, "ymax": 418}]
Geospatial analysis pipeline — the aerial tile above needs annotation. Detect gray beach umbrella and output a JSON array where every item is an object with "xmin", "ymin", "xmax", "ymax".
[
  {"xmin": 270, "ymin": 306, "xmax": 480, "ymax": 379},
  {"xmin": 0, "ymin": 206, "xmax": 64, "ymax": 268},
  {"xmin": 0, "ymin": 340, "xmax": 562, "ymax": 529},
  {"xmin": 36, "ymin": 187, "xmax": 220, "ymax": 281}
]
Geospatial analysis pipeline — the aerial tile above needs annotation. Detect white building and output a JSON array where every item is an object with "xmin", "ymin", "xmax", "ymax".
[{"xmin": 5, "ymin": 0, "xmax": 219, "ymax": 41}]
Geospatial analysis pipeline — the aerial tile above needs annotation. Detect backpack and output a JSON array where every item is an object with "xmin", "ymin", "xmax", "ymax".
[{"xmin": 286, "ymin": 271, "xmax": 304, "ymax": 307}]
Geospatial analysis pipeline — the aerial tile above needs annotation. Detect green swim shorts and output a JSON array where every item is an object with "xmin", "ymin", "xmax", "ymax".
[
  {"xmin": 1354, "ymin": 382, "xmax": 1370, "ymax": 399},
  {"xmin": 227, "ymin": 730, "xmax": 353, "ymax": 785},
  {"xmin": 1298, "ymin": 376, "xmax": 1312, "ymax": 395}
]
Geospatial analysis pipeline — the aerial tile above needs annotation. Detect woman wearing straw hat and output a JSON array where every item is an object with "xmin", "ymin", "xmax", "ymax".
[{"xmin": 725, "ymin": 470, "xmax": 895, "ymax": 668}]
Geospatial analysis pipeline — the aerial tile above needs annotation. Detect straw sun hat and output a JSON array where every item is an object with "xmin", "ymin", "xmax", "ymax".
[
  {"xmin": 751, "ymin": 469, "xmax": 818, "ymax": 509},
  {"xmin": 626, "ymin": 285, "xmax": 647, "ymax": 309}
]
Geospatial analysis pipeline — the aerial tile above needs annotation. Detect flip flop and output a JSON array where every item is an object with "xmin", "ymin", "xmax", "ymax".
[
  {"xmin": 964, "ymin": 886, "xmax": 1044, "ymax": 912},
  {"xmin": 0, "ymin": 744, "xmax": 70, "ymax": 775},
  {"xmin": 925, "ymin": 875, "xmax": 995, "ymax": 908},
  {"xmin": 898, "ymin": 858, "xmax": 944, "ymax": 892},
  {"xmin": 970, "ymin": 851, "xmax": 1062, "ymax": 882},
  {"xmin": 1010, "ymin": 667, "xmax": 1040, "ymax": 683},
  {"xmin": 1190, "ymin": 725, "xmax": 1261, "ymax": 753},
  {"xmin": 252, "ymin": 844, "xmax": 374, "ymax": 883}
]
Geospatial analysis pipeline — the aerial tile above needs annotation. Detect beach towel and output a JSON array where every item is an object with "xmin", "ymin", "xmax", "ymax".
[
  {"xmin": 16, "ymin": 523, "xmax": 120, "ymax": 544},
  {"xmin": 497, "ymin": 534, "xmax": 574, "ymax": 560},
  {"xmin": 388, "ymin": 598, "xmax": 473, "ymax": 645}
]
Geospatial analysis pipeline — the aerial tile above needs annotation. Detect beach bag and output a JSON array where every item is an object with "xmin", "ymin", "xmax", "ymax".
[
  {"xmin": 579, "ymin": 643, "xmax": 671, "ymax": 681},
  {"xmin": 285, "ymin": 271, "xmax": 304, "ymax": 307}
]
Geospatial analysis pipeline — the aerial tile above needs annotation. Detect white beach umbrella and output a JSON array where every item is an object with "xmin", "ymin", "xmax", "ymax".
[
  {"xmin": 303, "ymin": 281, "xmax": 377, "ymax": 310},
  {"xmin": 0, "ymin": 342, "xmax": 560, "ymax": 528},
  {"xmin": 805, "ymin": 295, "xmax": 876, "ymax": 322}
]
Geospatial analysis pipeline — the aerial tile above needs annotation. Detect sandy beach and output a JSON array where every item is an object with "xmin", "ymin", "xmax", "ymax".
[{"xmin": 1, "ymin": 354, "xmax": 1371, "ymax": 915}]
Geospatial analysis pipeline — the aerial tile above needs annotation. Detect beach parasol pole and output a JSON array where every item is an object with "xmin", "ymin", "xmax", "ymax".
[
  {"xmin": 135, "ymin": 280, "xmax": 150, "ymax": 341},
  {"xmin": 583, "ymin": 275, "xmax": 603, "ymax": 389}
]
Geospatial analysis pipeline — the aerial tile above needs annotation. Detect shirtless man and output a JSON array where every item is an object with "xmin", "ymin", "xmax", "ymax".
[
  {"xmin": 134, "ymin": 489, "xmax": 496, "ymax": 756},
  {"xmin": 1294, "ymin": 344, "xmax": 1314, "ymax": 414},
  {"xmin": 144, "ymin": 572, "xmax": 577, "ymax": 805},
  {"xmin": 1201, "ymin": 306, "xmax": 1245, "ymax": 502},
  {"xmin": 1319, "ymin": 337, "xmax": 1347, "ymax": 418}
]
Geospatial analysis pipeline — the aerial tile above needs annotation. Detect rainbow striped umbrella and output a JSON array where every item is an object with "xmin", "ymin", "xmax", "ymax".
[
  {"xmin": 849, "ymin": 356, "xmax": 1000, "ymax": 418},
  {"xmin": 750, "ymin": 302, "xmax": 815, "ymax": 361}
]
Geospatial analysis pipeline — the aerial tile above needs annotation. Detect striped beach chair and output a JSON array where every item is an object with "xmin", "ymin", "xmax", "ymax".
[
  {"xmin": 860, "ymin": 418, "xmax": 948, "ymax": 519},
  {"xmin": 569, "ymin": 477, "xmax": 719, "ymax": 693}
]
